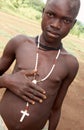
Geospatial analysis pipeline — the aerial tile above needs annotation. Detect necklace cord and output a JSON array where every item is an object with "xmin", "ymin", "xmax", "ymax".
[
  {"xmin": 33, "ymin": 35, "xmax": 61, "ymax": 83},
  {"xmin": 35, "ymin": 36, "xmax": 62, "ymax": 51}
]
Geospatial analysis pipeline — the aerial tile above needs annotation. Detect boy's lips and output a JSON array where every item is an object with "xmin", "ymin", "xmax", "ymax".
[{"xmin": 47, "ymin": 30, "xmax": 60, "ymax": 38}]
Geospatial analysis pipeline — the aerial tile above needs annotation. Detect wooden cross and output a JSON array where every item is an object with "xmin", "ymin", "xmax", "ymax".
[{"xmin": 20, "ymin": 110, "xmax": 29, "ymax": 122}]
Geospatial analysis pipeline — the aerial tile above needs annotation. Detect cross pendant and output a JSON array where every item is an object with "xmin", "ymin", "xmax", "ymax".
[
  {"xmin": 32, "ymin": 79, "xmax": 37, "ymax": 84},
  {"xmin": 20, "ymin": 110, "xmax": 29, "ymax": 122}
]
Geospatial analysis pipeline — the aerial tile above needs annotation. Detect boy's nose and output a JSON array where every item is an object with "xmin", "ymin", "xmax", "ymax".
[{"xmin": 50, "ymin": 19, "xmax": 61, "ymax": 30}]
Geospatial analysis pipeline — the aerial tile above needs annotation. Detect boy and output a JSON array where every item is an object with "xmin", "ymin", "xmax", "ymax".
[{"xmin": 0, "ymin": 0, "xmax": 80, "ymax": 130}]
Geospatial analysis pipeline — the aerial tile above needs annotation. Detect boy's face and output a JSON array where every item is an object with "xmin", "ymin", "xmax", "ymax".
[{"xmin": 41, "ymin": 0, "xmax": 76, "ymax": 42}]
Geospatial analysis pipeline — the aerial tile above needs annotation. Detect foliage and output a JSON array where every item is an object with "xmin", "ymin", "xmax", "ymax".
[
  {"xmin": 0, "ymin": 0, "xmax": 44, "ymax": 21},
  {"xmin": 18, "ymin": 7, "xmax": 42, "ymax": 20},
  {"xmin": 70, "ymin": 21, "xmax": 84, "ymax": 38},
  {"xmin": 9, "ymin": 0, "xmax": 44, "ymax": 12}
]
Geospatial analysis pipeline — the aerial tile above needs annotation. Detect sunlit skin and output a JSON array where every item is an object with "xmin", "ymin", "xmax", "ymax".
[{"xmin": 0, "ymin": 0, "xmax": 80, "ymax": 130}]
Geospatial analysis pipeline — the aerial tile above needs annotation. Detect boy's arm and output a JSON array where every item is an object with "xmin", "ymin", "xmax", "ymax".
[
  {"xmin": 48, "ymin": 57, "xmax": 79, "ymax": 130},
  {"xmin": 0, "ymin": 38, "xmax": 16, "ymax": 75},
  {"xmin": 0, "ymin": 35, "xmax": 46, "ymax": 104}
]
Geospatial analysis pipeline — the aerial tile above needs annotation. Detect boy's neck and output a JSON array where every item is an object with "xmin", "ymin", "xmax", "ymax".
[{"xmin": 35, "ymin": 36, "xmax": 62, "ymax": 51}]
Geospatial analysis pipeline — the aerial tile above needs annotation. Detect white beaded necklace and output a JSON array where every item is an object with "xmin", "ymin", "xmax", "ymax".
[
  {"xmin": 32, "ymin": 36, "xmax": 61, "ymax": 84},
  {"xmin": 19, "ymin": 36, "xmax": 61, "ymax": 122}
]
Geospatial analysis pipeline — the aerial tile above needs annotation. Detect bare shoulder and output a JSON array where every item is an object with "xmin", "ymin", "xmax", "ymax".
[
  {"xmin": 4, "ymin": 34, "xmax": 34, "ymax": 53},
  {"xmin": 8, "ymin": 34, "xmax": 33, "ymax": 46},
  {"xmin": 61, "ymin": 49, "xmax": 79, "ymax": 76}
]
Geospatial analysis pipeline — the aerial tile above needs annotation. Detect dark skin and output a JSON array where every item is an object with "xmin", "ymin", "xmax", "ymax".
[{"xmin": 0, "ymin": 0, "xmax": 80, "ymax": 130}]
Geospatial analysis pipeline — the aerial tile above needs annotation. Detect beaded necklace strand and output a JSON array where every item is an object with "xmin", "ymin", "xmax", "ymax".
[
  {"xmin": 20, "ymin": 35, "xmax": 61, "ymax": 122},
  {"xmin": 32, "ymin": 35, "xmax": 61, "ymax": 84}
]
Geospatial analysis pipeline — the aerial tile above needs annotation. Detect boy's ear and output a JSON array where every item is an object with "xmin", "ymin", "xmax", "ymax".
[
  {"xmin": 42, "ymin": 8, "xmax": 45, "ymax": 17},
  {"xmin": 42, "ymin": 8, "xmax": 45, "ymax": 13},
  {"xmin": 71, "ymin": 19, "xmax": 77, "ymax": 29},
  {"xmin": 74, "ymin": 19, "xmax": 77, "ymax": 25}
]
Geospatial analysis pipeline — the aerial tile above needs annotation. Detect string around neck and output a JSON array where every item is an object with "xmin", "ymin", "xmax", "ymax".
[{"xmin": 35, "ymin": 35, "xmax": 62, "ymax": 51}]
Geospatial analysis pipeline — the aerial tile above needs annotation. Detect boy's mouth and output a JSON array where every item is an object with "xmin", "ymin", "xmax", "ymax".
[{"xmin": 47, "ymin": 30, "xmax": 60, "ymax": 38}]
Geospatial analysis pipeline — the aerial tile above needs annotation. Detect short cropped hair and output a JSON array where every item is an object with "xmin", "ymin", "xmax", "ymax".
[{"xmin": 46, "ymin": 0, "xmax": 80, "ymax": 18}]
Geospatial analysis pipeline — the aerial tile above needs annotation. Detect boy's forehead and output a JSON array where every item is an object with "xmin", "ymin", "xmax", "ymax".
[
  {"xmin": 46, "ymin": 0, "xmax": 72, "ymax": 9},
  {"xmin": 45, "ymin": 0, "xmax": 78, "ymax": 18},
  {"xmin": 45, "ymin": 0, "xmax": 72, "ymax": 14}
]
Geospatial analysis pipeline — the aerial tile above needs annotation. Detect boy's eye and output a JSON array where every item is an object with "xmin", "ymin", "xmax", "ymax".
[
  {"xmin": 46, "ymin": 12, "xmax": 55, "ymax": 18},
  {"xmin": 63, "ymin": 19, "xmax": 72, "ymax": 24}
]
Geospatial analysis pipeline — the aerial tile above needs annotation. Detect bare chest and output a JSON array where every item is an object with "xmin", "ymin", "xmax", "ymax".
[{"xmin": 15, "ymin": 45, "xmax": 68, "ymax": 95}]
